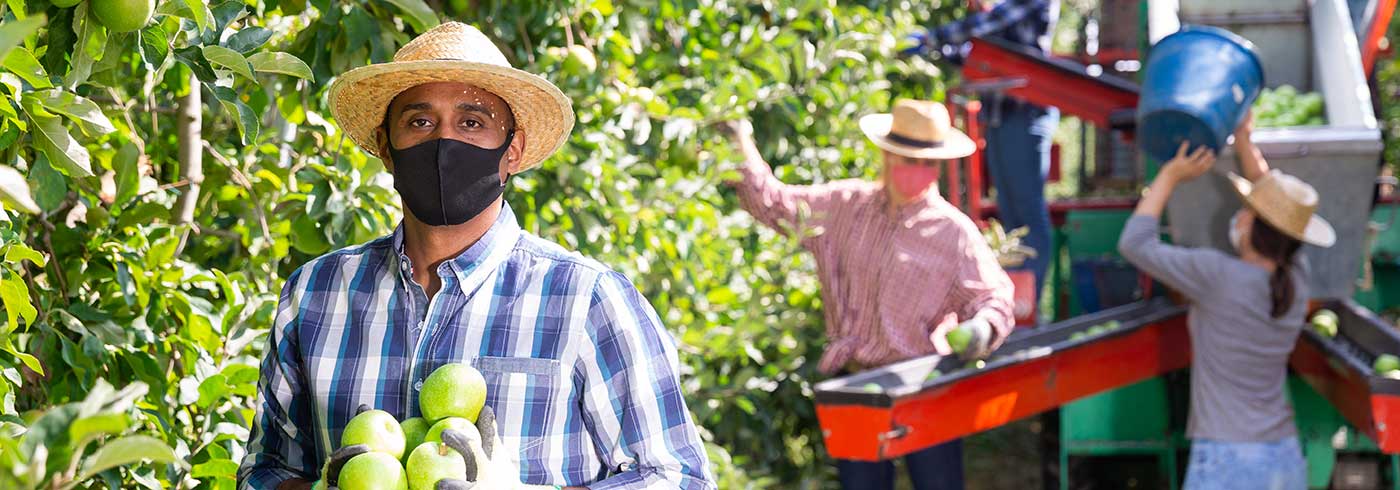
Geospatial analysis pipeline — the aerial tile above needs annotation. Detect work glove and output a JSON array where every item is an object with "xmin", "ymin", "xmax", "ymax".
[
  {"xmin": 899, "ymin": 30, "xmax": 937, "ymax": 58},
  {"xmin": 320, "ymin": 404, "xmax": 374, "ymax": 490},
  {"xmin": 955, "ymin": 316, "xmax": 996, "ymax": 361},
  {"xmin": 434, "ymin": 406, "xmax": 556, "ymax": 490}
]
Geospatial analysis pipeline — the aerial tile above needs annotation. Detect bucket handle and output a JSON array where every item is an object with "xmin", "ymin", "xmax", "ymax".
[{"xmin": 1260, "ymin": 144, "xmax": 1311, "ymax": 160}]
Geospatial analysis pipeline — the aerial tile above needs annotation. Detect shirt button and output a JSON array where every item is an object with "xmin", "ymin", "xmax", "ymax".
[
  {"xmin": 400, "ymin": 261, "xmax": 409, "ymax": 271},
  {"xmin": 414, "ymin": 380, "xmax": 424, "ymax": 391},
  {"xmin": 417, "ymin": 321, "xmax": 426, "ymax": 331}
]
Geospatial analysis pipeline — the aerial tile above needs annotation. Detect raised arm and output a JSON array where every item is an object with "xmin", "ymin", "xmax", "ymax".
[
  {"xmin": 721, "ymin": 119, "xmax": 846, "ymax": 244},
  {"xmin": 1233, "ymin": 110, "xmax": 1269, "ymax": 182}
]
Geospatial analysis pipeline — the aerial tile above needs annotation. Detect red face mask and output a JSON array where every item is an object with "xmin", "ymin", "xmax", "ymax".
[{"xmin": 888, "ymin": 163, "xmax": 940, "ymax": 200}]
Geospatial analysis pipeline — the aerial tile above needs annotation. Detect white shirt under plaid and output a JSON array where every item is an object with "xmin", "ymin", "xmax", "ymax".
[{"xmin": 237, "ymin": 203, "xmax": 715, "ymax": 489}]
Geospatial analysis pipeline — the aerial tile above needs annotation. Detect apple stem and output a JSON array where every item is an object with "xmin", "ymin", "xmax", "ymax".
[{"xmin": 439, "ymin": 444, "xmax": 450, "ymax": 456}]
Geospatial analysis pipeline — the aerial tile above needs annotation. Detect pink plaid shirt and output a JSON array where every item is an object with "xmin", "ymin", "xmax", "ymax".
[{"xmin": 734, "ymin": 160, "xmax": 1015, "ymax": 374}]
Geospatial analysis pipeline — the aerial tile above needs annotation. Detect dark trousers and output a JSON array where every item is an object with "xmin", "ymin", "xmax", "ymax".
[
  {"xmin": 836, "ymin": 439, "xmax": 964, "ymax": 490},
  {"xmin": 983, "ymin": 101, "xmax": 1060, "ymax": 300}
]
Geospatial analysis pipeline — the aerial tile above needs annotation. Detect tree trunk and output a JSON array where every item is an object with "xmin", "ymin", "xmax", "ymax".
[{"xmin": 174, "ymin": 73, "xmax": 202, "ymax": 252}]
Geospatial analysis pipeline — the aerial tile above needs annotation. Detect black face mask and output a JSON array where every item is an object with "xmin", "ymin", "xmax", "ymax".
[{"xmin": 387, "ymin": 132, "xmax": 513, "ymax": 226}]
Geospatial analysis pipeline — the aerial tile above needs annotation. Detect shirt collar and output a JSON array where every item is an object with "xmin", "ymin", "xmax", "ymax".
[{"xmin": 392, "ymin": 202, "xmax": 522, "ymax": 297}]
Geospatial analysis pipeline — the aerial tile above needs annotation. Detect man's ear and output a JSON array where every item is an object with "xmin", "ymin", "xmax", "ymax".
[
  {"xmin": 498, "ymin": 130, "xmax": 527, "ymax": 183},
  {"xmin": 376, "ymin": 126, "xmax": 394, "ymax": 172}
]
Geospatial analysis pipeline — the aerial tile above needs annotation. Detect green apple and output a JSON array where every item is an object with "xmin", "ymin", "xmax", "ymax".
[
  {"xmin": 405, "ymin": 442, "xmax": 468, "ymax": 490},
  {"xmin": 400, "ymin": 417, "xmax": 430, "ymax": 460},
  {"xmin": 1311, "ymin": 309, "xmax": 1339, "ymax": 338},
  {"xmin": 425, "ymin": 416, "xmax": 480, "ymax": 444},
  {"xmin": 1375, "ymin": 354, "xmax": 1400, "ymax": 374},
  {"xmin": 342, "ymin": 410, "xmax": 407, "ymax": 460},
  {"xmin": 946, "ymin": 326, "xmax": 973, "ymax": 354},
  {"xmin": 337, "ymin": 452, "xmax": 408, "ymax": 490},
  {"xmin": 419, "ymin": 363, "xmax": 487, "ymax": 422},
  {"xmin": 91, "ymin": 0, "xmax": 155, "ymax": 33}
]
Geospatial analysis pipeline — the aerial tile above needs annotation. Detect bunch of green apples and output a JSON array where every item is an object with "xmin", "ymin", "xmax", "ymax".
[
  {"xmin": 330, "ymin": 363, "xmax": 490, "ymax": 490},
  {"xmin": 1254, "ymin": 85, "xmax": 1326, "ymax": 128}
]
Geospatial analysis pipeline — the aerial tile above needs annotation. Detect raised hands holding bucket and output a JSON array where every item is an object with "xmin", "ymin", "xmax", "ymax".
[{"xmin": 1137, "ymin": 25, "xmax": 1265, "ymax": 162}]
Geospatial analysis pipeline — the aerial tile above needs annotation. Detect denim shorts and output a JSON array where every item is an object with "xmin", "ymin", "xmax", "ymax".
[{"xmin": 1184, "ymin": 437, "xmax": 1307, "ymax": 490}]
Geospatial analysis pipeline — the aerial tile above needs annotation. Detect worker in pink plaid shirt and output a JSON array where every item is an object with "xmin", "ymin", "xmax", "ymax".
[{"xmin": 723, "ymin": 99, "xmax": 1015, "ymax": 490}]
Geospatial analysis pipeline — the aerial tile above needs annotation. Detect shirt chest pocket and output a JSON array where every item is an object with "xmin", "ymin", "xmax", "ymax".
[{"xmin": 474, "ymin": 356, "xmax": 564, "ymax": 453}]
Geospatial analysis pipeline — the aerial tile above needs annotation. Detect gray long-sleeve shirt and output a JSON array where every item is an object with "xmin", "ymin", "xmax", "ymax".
[{"xmin": 1118, "ymin": 215, "xmax": 1308, "ymax": 442}]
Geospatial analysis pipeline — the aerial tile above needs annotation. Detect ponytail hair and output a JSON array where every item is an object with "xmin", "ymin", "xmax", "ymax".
[{"xmin": 1249, "ymin": 217, "xmax": 1304, "ymax": 318}]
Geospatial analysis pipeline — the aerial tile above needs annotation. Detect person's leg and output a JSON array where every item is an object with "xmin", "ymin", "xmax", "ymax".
[
  {"xmin": 985, "ymin": 102, "xmax": 1059, "ymax": 300},
  {"xmin": 905, "ymin": 439, "xmax": 964, "ymax": 490},
  {"xmin": 836, "ymin": 458, "xmax": 896, "ymax": 490}
]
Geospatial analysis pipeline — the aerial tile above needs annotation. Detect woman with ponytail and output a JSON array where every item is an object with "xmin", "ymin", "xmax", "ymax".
[{"xmin": 1118, "ymin": 112, "xmax": 1334, "ymax": 489}]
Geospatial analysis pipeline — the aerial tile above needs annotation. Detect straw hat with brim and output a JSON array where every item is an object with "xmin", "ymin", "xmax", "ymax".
[
  {"xmin": 327, "ymin": 22, "xmax": 574, "ymax": 170},
  {"xmin": 1227, "ymin": 170, "xmax": 1335, "ymax": 247},
  {"xmin": 859, "ymin": 99, "xmax": 976, "ymax": 160}
]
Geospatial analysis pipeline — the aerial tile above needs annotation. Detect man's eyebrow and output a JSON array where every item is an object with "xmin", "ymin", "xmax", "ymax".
[
  {"xmin": 456, "ymin": 103, "xmax": 496, "ymax": 118},
  {"xmin": 400, "ymin": 102, "xmax": 431, "ymax": 112}
]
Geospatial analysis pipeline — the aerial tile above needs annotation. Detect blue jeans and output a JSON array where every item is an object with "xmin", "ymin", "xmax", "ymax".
[
  {"xmin": 836, "ymin": 439, "xmax": 963, "ymax": 490},
  {"xmin": 983, "ymin": 101, "xmax": 1060, "ymax": 300},
  {"xmin": 1184, "ymin": 437, "xmax": 1307, "ymax": 490}
]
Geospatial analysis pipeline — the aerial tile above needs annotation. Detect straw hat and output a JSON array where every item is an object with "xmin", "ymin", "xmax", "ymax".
[
  {"xmin": 327, "ymin": 22, "xmax": 574, "ymax": 170},
  {"xmin": 1227, "ymin": 170, "xmax": 1335, "ymax": 247},
  {"xmin": 859, "ymin": 99, "xmax": 976, "ymax": 160}
]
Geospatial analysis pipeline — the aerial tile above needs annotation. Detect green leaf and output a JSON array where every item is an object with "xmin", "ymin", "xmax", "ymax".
[
  {"xmin": 0, "ymin": 274, "xmax": 35, "ymax": 334},
  {"xmin": 201, "ymin": 45, "xmax": 256, "ymax": 81},
  {"xmin": 190, "ymin": 458, "xmax": 238, "ymax": 479},
  {"xmin": 0, "ymin": 15, "xmax": 45, "ymax": 62},
  {"xmin": 146, "ymin": 234, "xmax": 179, "ymax": 268},
  {"xmin": 4, "ymin": 243, "xmax": 44, "ymax": 267},
  {"xmin": 138, "ymin": 23, "xmax": 170, "ymax": 68},
  {"xmin": 195, "ymin": 374, "xmax": 228, "ymax": 408},
  {"xmin": 114, "ymin": 141, "xmax": 139, "ymax": 206},
  {"xmin": 209, "ymin": 86, "xmax": 258, "ymax": 144},
  {"xmin": 246, "ymin": 51, "xmax": 313, "ymax": 81},
  {"xmin": 28, "ymin": 156, "xmax": 65, "ymax": 212},
  {"xmin": 30, "ymin": 89, "xmax": 115, "ymax": 137},
  {"xmin": 382, "ymin": 0, "xmax": 439, "ymax": 32},
  {"xmin": 290, "ymin": 215, "xmax": 330, "ymax": 255},
  {"xmin": 65, "ymin": 3, "xmax": 106, "ymax": 89},
  {"xmin": 77, "ymin": 435, "xmax": 180, "ymax": 481},
  {"xmin": 180, "ymin": 0, "xmax": 210, "ymax": 32},
  {"xmin": 0, "ymin": 164, "xmax": 38, "ymax": 215},
  {"xmin": 2, "ymin": 47, "xmax": 50, "ymax": 89},
  {"xmin": 27, "ymin": 112, "xmax": 92, "ymax": 177},
  {"xmin": 67, "ymin": 413, "xmax": 129, "ymax": 444},
  {"xmin": 2, "ymin": 347, "xmax": 41, "ymax": 376},
  {"xmin": 173, "ymin": 46, "xmax": 217, "ymax": 83},
  {"xmin": 225, "ymin": 26, "xmax": 271, "ymax": 54}
]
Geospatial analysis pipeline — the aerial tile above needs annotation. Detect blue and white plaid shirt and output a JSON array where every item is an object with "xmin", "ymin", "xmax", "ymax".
[
  {"xmin": 237, "ymin": 204, "xmax": 715, "ymax": 489},
  {"xmin": 930, "ymin": 0, "xmax": 1059, "ymax": 56}
]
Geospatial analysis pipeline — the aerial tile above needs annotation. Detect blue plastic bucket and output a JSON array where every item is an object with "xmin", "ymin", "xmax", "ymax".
[{"xmin": 1137, "ymin": 26, "xmax": 1264, "ymax": 162}]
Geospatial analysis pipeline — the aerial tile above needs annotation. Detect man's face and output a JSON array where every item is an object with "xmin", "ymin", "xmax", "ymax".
[
  {"xmin": 377, "ymin": 82, "xmax": 525, "ymax": 181},
  {"xmin": 882, "ymin": 150, "xmax": 943, "ymax": 202}
]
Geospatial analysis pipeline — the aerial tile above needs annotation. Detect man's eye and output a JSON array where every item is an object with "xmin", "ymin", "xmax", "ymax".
[
  {"xmin": 409, "ymin": 119, "xmax": 431, "ymax": 128},
  {"xmin": 462, "ymin": 119, "xmax": 483, "ymax": 128}
]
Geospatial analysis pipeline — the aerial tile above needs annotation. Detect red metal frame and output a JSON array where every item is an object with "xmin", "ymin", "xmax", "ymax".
[
  {"xmin": 1289, "ymin": 338, "xmax": 1400, "ymax": 451},
  {"xmin": 962, "ymin": 37, "xmax": 1140, "ymax": 130},
  {"xmin": 1362, "ymin": 0, "xmax": 1397, "ymax": 74},
  {"xmin": 816, "ymin": 311, "xmax": 1190, "ymax": 461}
]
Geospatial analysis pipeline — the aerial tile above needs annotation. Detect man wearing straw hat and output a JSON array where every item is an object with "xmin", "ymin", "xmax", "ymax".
[
  {"xmin": 723, "ymin": 99, "xmax": 1015, "ymax": 490},
  {"xmin": 238, "ymin": 23, "xmax": 714, "ymax": 490}
]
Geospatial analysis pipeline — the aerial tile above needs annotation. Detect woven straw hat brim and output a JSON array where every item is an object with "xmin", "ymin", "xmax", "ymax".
[
  {"xmin": 1227, "ymin": 172, "xmax": 1336, "ymax": 248},
  {"xmin": 328, "ymin": 59, "xmax": 575, "ymax": 171},
  {"xmin": 859, "ymin": 113, "xmax": 976, "ymax": 160}
]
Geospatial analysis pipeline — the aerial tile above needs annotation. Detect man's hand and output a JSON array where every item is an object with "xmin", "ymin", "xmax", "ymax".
[
  {"xmin": 718, "ymin": 118, "xmax": 756, "ymax": 149},
  {"xmin": 1160, "ymin": 142, "xmax": 1215, "ymax": 184},
  {"xmin": 433, "ymin": 406, "xmax": 556, "ymax": 490}
]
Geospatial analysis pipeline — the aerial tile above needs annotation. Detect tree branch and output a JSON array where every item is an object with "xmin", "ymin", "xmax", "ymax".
[{"xmin": 173, "ymin": 74, "xmax": 203, "ymax": 255}]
